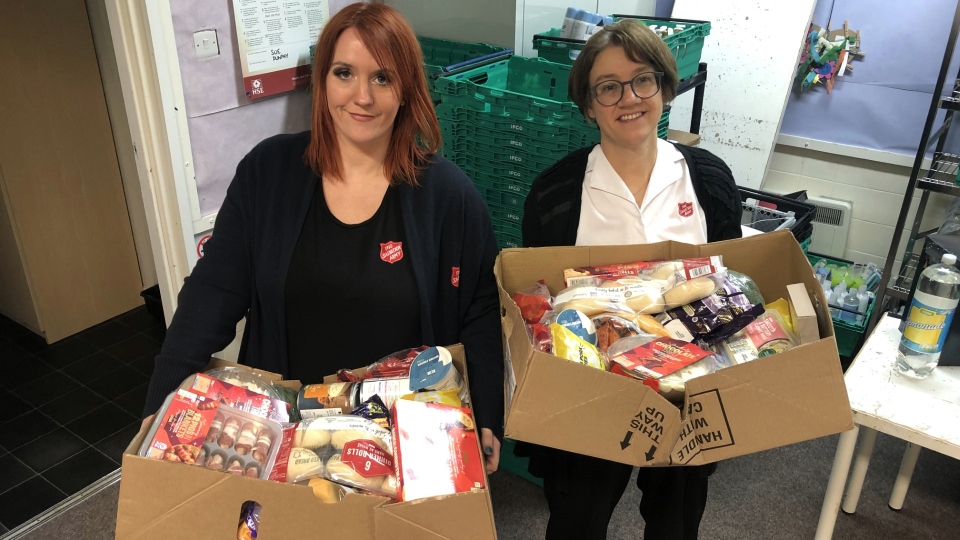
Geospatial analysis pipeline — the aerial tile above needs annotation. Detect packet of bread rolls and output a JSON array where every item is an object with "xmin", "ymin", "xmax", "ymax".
[
  {"xmin": 553, "ymin": 278, "xmax": 667, "ymax": 316},
  {"xmin": 564, "ymin": 257, "xmax": 725, "ymax": 288}
]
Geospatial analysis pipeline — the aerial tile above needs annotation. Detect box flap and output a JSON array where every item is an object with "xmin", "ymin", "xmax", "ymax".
[{"xmin": 374, "ymin": 490, "xmax": 496, "ymax": 540}]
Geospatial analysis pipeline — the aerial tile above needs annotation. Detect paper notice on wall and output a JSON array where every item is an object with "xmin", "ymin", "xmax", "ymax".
[{"xmin": 232, "ymin": 0, "xmax": 328, "ymax": 99}]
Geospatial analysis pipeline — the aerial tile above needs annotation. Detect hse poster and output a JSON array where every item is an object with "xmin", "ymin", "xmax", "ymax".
[{"xmin": 232, "ymin": 0, "xmax": 328, "ymax": 99}]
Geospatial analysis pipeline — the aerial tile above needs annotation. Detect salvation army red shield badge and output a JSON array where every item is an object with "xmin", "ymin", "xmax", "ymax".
[
  {"xmin": 678, "ymin": 202, "xmax": 693, "ymax": 218},
  {"xmin": 380, "ymin": 241, "xmax": 404, "ymax": 264},
  {"xmin": 451, "ymin": 267, "xmax": 461, "ymax": 287}
]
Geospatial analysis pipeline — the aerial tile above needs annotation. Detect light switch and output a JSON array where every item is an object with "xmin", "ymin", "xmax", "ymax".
[{"xmin": 194, "ymin": 30, "xmax": 220, "ymax": 58}]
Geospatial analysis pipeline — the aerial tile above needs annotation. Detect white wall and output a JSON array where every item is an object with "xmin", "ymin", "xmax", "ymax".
[{"xmin": 763, "ymin": 144, "xmax": 954, "ymax": 274}]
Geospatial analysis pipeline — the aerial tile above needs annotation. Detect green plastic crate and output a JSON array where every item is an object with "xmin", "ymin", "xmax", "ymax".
[
  {"xmin": 436, "ymin": 104, "xmax": 596, "ymax": 145},
  {"xmin": 532, "ymin": 17, "xmax": 710, "ymax": 80},
  {"xmin": 491, "ymin": 216, "xmax": 522, "ymax": 238},
  {"xmin": 445, "ymin": 138, "xmax": 565, "ymax": 172},
  {"xmin": 458, "ymin": 153, "xmax": 542, "ymax": 182},
  {"xmin": 419, "ymin": 37, "xmax": 511, "ymax": 103},
  {"xmin": 444, "ymin": 121, "xmax": 573, "ymax": 154},
  {"xmin": 806, "ymin": 254, "xmax": 875, "ymax": 358}
]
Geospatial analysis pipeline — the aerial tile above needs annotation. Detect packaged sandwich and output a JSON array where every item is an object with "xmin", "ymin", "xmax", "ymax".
[
  {"xmin": 608, "ymin": 336, "xmax": 727, "ymax": 401},
  {"xmin": 721, "ymin": 310, "xmax": 799, "ymax": 365},
  {"xmin": 656, "ymin": 279, "xmax": 765, "ymax": 346},
  {"xmin": 392, "ymin": 399, "xmax": 486, "ymax": 502}
]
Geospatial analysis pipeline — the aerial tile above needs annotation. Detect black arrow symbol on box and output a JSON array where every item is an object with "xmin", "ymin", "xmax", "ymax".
[
  {"xmin": 645, "ymin": 445, "xmax": 657, "ymax": 462},
  {"xmin": 620, "ymin": 431, "xmax": 633, "ymax": 450}
]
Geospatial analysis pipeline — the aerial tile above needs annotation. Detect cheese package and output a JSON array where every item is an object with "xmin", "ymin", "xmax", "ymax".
[
  {"xmin": 189, "ymin": 372, "xmax": 290, "ymax": 423},
  {"xmin": 392, "ymin": 399, "xmax": 486, "ymax": 502},
  {"xmin": 608, "ymin": 336, "xmax": 727, "ymax": 401},
  {"xmin": 720, "ymin": 310, "xmax": 799, "ymax": 365}
]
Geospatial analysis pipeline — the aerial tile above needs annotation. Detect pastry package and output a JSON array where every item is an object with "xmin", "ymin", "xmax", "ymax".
[
  {"xmin": 283, "ymin": 415, "xmax": 397, "ymax": 497},
  {"xmin": 608, "ymin": 336, "xmax": 728, "ymax": 401},
  {"xmin": 189, "ymin": 372, "xmax": 290, "ymax": 423},
  {"xmin": 392, "ymin": 399, "xmax": 486, "ymax": 502},
  {"xmin": 720, "ymin": 310, "xmax": 799, "ymax": 365},
  {"xmin": 139, "ymin": 390, "xmax": 218, "ymax": 465},
  {"xmin": 656, "ymin": 279, "xmax": 765, "ymax": 346},
  {"xmin": 550, "ymin": 323, "xmax": 605, "ymax": 370},
  {"xmin": 204, "ymin": 367, "xmax": 279, "ymax": 399},
  {"xmin": 512, "ymin": 280, "xmax": 554, "ymax": 324}
]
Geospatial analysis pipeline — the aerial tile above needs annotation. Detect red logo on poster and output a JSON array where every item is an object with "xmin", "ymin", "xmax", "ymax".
[
  {"xmin": 451, "ymin": 267, "xmax": 461, "ymax": 287},
  {"xmin": 197, "ymin": 235, "xmax": 212, "ymax": 258},
  {"xmin": 380, "ymin": 241, "xmax": 404, "ymax": 264},
  {"xmin": 678, "ymin": 202, "xmax": 693, "ymax": 218}
]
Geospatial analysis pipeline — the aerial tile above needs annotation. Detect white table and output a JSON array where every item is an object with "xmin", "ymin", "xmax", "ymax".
[{"xmin": 815, "ymin": 313, "xmax": 960, "ymax": 539}]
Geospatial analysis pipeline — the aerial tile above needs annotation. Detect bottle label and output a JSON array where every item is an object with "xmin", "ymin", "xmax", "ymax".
[{"xmin": 901, "ymin": 291, "xmax": 959, "ymax": 354}]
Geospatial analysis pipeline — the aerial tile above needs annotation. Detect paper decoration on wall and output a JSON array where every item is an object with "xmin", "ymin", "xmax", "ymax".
[{"xmin": 795, "ymin": 21, "xmax": 864, "ymax": 94}]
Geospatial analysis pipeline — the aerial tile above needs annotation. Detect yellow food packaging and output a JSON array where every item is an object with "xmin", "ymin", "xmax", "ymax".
[
  {"xmin": 400, "ymin": 390, "xmax": 462, "ymax": 407},
  {"xmin": 550, "ymin": 323, "xmax": 605, "ymax": 370}
]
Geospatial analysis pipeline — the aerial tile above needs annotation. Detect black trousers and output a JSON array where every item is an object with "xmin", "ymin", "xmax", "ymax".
[{"xmin": 540, "ymin": 449, "xmax": 714, "ymax": 540}]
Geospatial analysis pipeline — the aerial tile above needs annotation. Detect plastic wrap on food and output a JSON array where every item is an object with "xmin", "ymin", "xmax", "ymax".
[
  {"xmin": 553, "ymin": 279, "xmax": 666, "ymax": 315},
  {"xmin": 591, "ymin": 315, "xmax": 643, "ymax": 353},
  {"xmin": 608, "ymin": 336, "xmax": 726, "ymax": 401},
  {"xmin": 512, "ymin": 280, "xmax": 554, "ymax": 324},
  {"xmin": 550, "ymin": 323, "xmax": 605, "ymax": 370},
  {"xmin": 237, "ymin": 501, "xmax": 260, "ymax": 540},
  {"xmin": 350, "ymin": 395, "xmax": 391, "ymax": 429},
  {"xmin": 727, "ymin": 270, "xmax": 765, "ymax": 306},
  {"xmin": 204, "ymin": 367, "xmax": 279, "ymax": 399},
  {"xmin": 302, "ymin": 477, "xmax": 357, "ymax": 503},
  {"xmin": 555, "ymin": 309, "xmax": 597, "ymax": 345},
  {"xmin": 525, "ymin": 322, "xmax": 552, "ymax": 353},
  {"xmin": 399, "ymin": 389, "xmax": 462, "ymax": 407},
  {"xmin": 721, "ymin": 310, "xmax": 799, "ymax": 365},
  {"xmin": 189, "ymin": 373, "xmax": 290, "ymax": 423},
  {"xmin": 656, "ymin": 279, "xmax": 765, "ymax": 346}
]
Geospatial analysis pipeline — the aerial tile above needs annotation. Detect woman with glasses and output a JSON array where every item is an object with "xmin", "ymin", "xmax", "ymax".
[{"xmin": 520, "ymin": 19, "xmax": 741, "ymax": 540}]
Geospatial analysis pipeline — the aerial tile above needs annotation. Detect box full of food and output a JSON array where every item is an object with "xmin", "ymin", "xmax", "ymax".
[{"xmin": 495, "ymin": 229, "xmax": 853, "ymax": 467}]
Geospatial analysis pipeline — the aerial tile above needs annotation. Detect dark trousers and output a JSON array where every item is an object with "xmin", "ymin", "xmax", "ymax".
[{"xmin": 541, "ymin": 449, "xmax": 714, "ymax": 540}]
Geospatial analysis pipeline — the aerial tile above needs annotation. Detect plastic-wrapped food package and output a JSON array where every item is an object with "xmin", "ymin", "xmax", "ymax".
[
  {"xmin": 526, "ymin": 322, "xmax": 553, "ymax": 353},
  {"xmin": 189, "ymin": 373, "xmax": 290, "ymax": 423},
  {"xmin": 204, "ymin": 367, "xmax": 280, "ymax": 399},
  {"xmin": 350, "ymin": 395, "xmax": 391, "ymax": 429},
  {"xmin": 721, "ymin": 310, "xmax": 799, "ymax": 365},
  {"xmin": 550, "ymin": 323, "xmax": 605, "ymax": 370},
  {"xmin": 608, "ymin": 335, "xmax": 728, "ymax": 401},
  {"xmin": 727, "ymin": 270, "xmax": 765, "ymax": 306},
  {"xmin": 656, "ymin": 279, "xmax": 765, "ymax": 346},
  {"xmin": 553, "ymin": 279, "xmax": 666, "ymax": 315},
  {"xmin": 512, "ymin": 280, "xmax": 554, "ymax": 324},
  {"xmin": 591, "ymin": 315, "xmax": 643, "ymax": 353},
  {"xmin": 237, "ymin": 501, "xmax": 260, "ymax": 540},
  {"xmin": 336, "ymin": 346, "xmax": 430, "ymax": 382}
]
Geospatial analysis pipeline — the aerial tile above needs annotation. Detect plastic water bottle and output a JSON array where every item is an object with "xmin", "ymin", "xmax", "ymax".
[{"xmin": 896, "ymin": 254, "xmax": 960, "ymax": 378}]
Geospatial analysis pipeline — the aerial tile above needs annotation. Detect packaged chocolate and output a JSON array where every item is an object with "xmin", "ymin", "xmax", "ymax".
[
  {"xmin": 608, "ymin": 336, "xmax": 727, "ymax": 401},
  {"xmin": 721, "ymin": 310, "xmax": 798, "ymax": 365},
  {"xmin": 237, "ymin": 501, "xmax": 260, "ymax": 540},
  {"xmin": 392, "ymin": 399, "xmax": 486, "ymax": 502},
  {"xmin": 190, "ymin": 373, "xmax": 290, "ymax": 423},
  {"xmin": 656, "ymin": 279, "xmax": 765, "ymax": 346},
  {"xmin": 350, "ymin": 395, "xmax": 391, "ymax": 429}
]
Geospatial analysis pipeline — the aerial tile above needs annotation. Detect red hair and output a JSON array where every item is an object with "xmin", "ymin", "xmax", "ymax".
[{"xmin": 305, "ymin": 2, "xmax": 440, "ymax": 185}]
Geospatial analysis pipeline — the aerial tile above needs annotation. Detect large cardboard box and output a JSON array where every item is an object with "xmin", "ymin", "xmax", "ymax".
[
  {"xmin": 496, "ymin": 230, "xmax": 854, "ymax": 467},
  {"xmin": 115, "ymin": 346, "xmax": 497, "ymax": 540}
]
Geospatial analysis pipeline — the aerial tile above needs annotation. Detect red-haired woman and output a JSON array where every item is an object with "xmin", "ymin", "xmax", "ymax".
[{"xmin": 142, "ymin": 2, "xmax": 504, "ymax": 471}]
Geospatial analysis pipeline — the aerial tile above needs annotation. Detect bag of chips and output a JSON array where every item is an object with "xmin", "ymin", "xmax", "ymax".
[{"xmin": 513, "ymin": 280, "xmax": 554, "ymax": 324}]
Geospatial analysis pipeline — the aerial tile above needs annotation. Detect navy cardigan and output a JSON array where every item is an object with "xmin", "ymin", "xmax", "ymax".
[{"xmin": 144, "ymin": 131, "xmax": 505, "ymax": 439}]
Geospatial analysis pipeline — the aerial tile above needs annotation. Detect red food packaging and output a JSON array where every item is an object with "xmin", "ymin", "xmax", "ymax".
[
  {"xmin": 267, "ymin": 424, "xmax": 298, "ymax": 483},
  {"xmin": 365, "ymin": 345, "xmax": 429, "ymax": 379},
  {"xmin": 189, "ymin": 373, "xmax": 290, "ymax": 423},
  {"xmin": 140, "ymin": 390, "xmax": 219, "ymax": 464},
  {"xmin": 512, "ymin": 280, "xmax": 553, "ymax": 324},
  {"xmin": 392, "ymin": 399, "xmax": 486, "ymax": 502}
]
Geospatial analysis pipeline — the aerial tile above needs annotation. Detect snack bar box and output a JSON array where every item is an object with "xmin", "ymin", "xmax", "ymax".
[
  {"xmin": 496, "ymin": 229, "xmax": 854, "ymax": 467},
  {"xmin": 115, "ymin": 346, "xmax": 497, "ymax": 540}
]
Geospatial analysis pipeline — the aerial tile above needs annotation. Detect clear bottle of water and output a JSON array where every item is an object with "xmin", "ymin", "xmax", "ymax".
[{"xmin": 896, "ymin": 254, "xmax": 960, "ymax": 378}]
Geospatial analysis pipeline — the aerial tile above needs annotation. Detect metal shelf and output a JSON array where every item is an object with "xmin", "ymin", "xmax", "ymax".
[
  {"xmin": 941, "ymin": 78, "xmax": 960, "ymax": 110},
  {"xmin": 919, "ymin": 152, "xmax": 960, "ymax": 196}
]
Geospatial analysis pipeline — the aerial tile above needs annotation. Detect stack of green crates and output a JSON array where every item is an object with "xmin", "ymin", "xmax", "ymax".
[
  {"xmin": 806, "ymin": 254, "xmax": 876, "ymax": 358},
  {"xmin": 418, "ymin": 37, "xmax": 511, "ymax": 103},
  {"xmin": 434, "ymin": 56, "xmax": 668, "ymax": 249},
  {"xmin": 532, "ymin": 17, "xmax": 711, "ymax": 81}
]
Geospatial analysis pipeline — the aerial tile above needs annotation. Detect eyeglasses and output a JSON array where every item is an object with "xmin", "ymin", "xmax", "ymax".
[{"xmin": 590, "ymin": 72, "xmax": 663, "ymax": 107}]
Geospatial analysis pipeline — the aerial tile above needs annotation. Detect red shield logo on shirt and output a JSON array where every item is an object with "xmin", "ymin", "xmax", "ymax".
[
  {"xmin": 379, "ymin": 241, "xmax": 403, "ymax": 264},
  {"xmin": 678, "ymin": 202, "xmax": 694, "ymax": 218},
  {"xmin": 451, "ymin": 267, "xmax": 461, "ymax": 287}
]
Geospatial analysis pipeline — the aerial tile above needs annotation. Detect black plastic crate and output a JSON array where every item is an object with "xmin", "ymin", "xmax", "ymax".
[{"xmin": 739, "ymin": 187, "xmax": 815, "ymax": 240}]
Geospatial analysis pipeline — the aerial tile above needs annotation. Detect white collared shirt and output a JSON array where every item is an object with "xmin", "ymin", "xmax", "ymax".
[{"xmin": 576, "ymin": 140, "xmax": 708, "ymax": 246}]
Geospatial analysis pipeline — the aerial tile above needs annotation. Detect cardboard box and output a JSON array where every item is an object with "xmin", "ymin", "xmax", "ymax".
[
  {"xmin": 496, "ymin": 229, "xmax": 853, "ymax": 467},
  {"xmin": 115, "ymin": 346, "xmax": 497, "ymax": 540},
  {"xmin": 788, "ymin": 282, "xmax": 821, "ymax": 345}
]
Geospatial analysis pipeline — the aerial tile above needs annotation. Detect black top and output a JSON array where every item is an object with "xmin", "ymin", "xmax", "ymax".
[
  {"xmin": 285, "ymin": 183, "xmax": 422, "ymax": 384},
  {"xmin": 522, "ymin": 142, "xmax": 743, "ymax": 247},
  {"xmin": 144, "ymin": 131, "xmax": 504, "ymax": 440}
]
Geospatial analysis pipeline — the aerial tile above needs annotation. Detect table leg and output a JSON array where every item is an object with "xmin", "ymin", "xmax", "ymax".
[
  {"xmin": 841, "ymin": 426, "xmax": 878, "ymax": 514},
  {"xmin": 889, "ymin": 442, "xmax": 921, "ymax": 510},
  {"xmin": 815, "ymin": 426, "xmax": 860, "ymax": 540}
]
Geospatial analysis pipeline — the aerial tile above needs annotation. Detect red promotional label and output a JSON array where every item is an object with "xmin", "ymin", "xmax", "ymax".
[
  {"xmin": 341, "ymin": 440, "xmax": 394, "ymax": 477},
  {"xmin": 380, "ymin": 241, "xmax": 404, "ymax": 264},
  {"xmin": 612, "ymin": 338, "xmax": 711, "ymax": 379},
  {"xmin": 678, "ymin": 202, "xmax": 693, "ymax": 218},
  {"xmin": 451, "ymin": 267, "xmax": 461, "ymax": 287}
]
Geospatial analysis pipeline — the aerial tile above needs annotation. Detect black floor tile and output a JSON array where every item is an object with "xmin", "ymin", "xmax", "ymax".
[
  {"xmin": 77, "ymin": 320, "xmax": 137, "ymax": 350},
  {"xmin": 0, "ymin": 340, "xmax": 32, "ymax": 362},
  {"xmin": 0, "ymin": 444, "xmax": 6, "ymax": 458},
  {"xmin": 65, "ymin": 403, "xmax": 136, "ymax": 445},
  {"xmin": 112, "ymin": 383, "xmax": 149, "ymax": 418},
  {"xmin": 117, "ymin": 306, "xmax": 160, "ymax": 333},
  {"xmin": 142, "ymin": 324, "xmax": 166, "ymax": 343},
  {"xmin": 0, "ymin": 453, "xmax": 35, "ymax": 494},
  {"xmin": 0, "ymin": 476, "xmax": 65, "ymax": 529},
  {"xmin": 0, "ymin": 390, "xmax": 34, "ymax": 421},
  {"xmin": 0, "ymin": 522, "xmax": 7, "ymax": 534},
  {"xmin": 13, "ymin": 428, "xmax": 87, "ymax": 472},
  {"xmin": 12, "ymin": 371, "xmax": 80, "ymax": 407},
  {"xmin": 95, "ymin": 422, "xmax": 142, "ymax": 464},
  {"xmin": 42, "ymin": 448, "xmax": 118, "ymax": 496},
  {"xmin": 128, "ymin": 353, "xmax": 156, "ymax": 377},
  {"xmin": 87, "ymin": 365, "xmax": 148, "ymax": 400},
  {"xmin": 60, "ymin": 351, "xmax": 124, "ymax": 385},
  {"xmin": 13, "ymin": 332, "xmax": 48, "ymax": 355},
  {"xmin": 2, "ymin": 358, "xmax": 54, "ymax": 391},
  {"xmin": 0, "ymin": 315, "xmax": 33, "ymax": 342},
  {"xmin": 36, "ymin": 336, "xmax": 98, "ymax": 369},
  {"xmin": 39, "ymin": 386, "xmax": 107, "ymax": 424},
  {"xmin": 0, "ymin": 409, "xmax": 58, "ymax": 450},
  {"xmin": 103, "ymin": 334, "xmax": 161, "ymax": 364}
]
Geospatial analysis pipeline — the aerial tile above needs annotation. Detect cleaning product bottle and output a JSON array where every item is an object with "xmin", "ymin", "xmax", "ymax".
[
  {"xmin": 560, "ymin": 7, "xmax": 581, "ymax": 38},
  {"xmin": 841, "ymin": 287, "xmax": 860, "ymax": 323},
  {"xmin": 856, "ymin": 284, "xmax": 869, "ymax": 324},
  {"xmin": 895, "ymin": 254, "xmax": 960, "ymax": 378}
]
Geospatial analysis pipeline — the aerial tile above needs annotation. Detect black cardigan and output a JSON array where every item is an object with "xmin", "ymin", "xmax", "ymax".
[
  {"xmin": 522, "ymin": 143, "xmax": 743, "ymax": 247},
  {"xmin": 144, "ymin": 131, "xmax": 505, "ymax": 440}
]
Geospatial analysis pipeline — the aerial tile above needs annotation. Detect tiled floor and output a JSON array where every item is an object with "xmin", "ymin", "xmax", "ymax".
[{"xmin": 0, "ymin": 306, "xmax": 163, "ymax": 531}]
